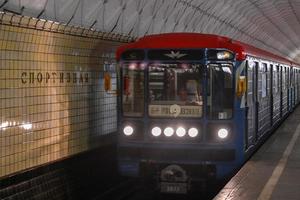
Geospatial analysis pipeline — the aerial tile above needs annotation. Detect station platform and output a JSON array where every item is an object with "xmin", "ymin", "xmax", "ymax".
[{"xmin": 214, "ymin": 106, "xmax": 300, "ymax": 200}]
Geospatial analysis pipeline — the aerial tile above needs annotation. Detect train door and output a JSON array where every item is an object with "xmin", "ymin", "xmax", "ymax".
[
  {"xmin": 280, "ymin": 66, "xmax": 283, "ymax": 118},
  {"xmin": 296, "ymin": 69, "xmax": 300, "ymax": 105},
  {"xmin": 296, "ymin": 69, "xmax": 300, "ymax": 104},
  {"xmin": 287, "ymin": 67, "xmax": 290, "ymax": 111},
  {"xmin": 270, "ymin": 64, "xmax": 273, "ymax": 126},
  {"xmin": 282, "ymin": 66, "xmax": 288, "ymax": 116},
  {"xmin": 257, "ymin": 62, "xmax": 271, "ymax": 137},
  {"xmin": 267, "ymin": 63, "xmax": 272, "ymax": 129},
  {"xmin": 294, "ymin": 69, "xmax": 298, "ymax": 106},
  {"xmin": 298, "ymin": 69, "xmax": 300, "ymax": 104},
  {"xmin": 287, "ymin": 67, "xmax": 291, "ymax": 111},
  {"xmin": 293, "ymin": 68, "xmax": 296, "ymax": 108},
  {"xmin": 297, "ymin": 70, "xmax": 298, "ymax": 104},
  {"xmin": 273, "ymin": 65, "xmax": 281, "ymax": 125},
  {"xmin": 295, "ymin": 69, "xmax": 299, "ymax": 105},
  {"xmin": 292, "ymin": 68, "xmax": 295, "ymax": 106},
  {"xmin": 246, "ymin": 60, "xmax": 258, "ymax": 148},
  {"xmin": 293, "ymin": 68, "xmax": 298, "ymax": 104}
]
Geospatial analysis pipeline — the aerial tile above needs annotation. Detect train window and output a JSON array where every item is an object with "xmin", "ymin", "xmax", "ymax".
[
  {"xmin": 287, "ymin": 67, "xmax": 290, "ymax": 87},
  {"xmin": 296, "ymin": 70, "xmax": 298, "ymax": 84},
  {"xmin": 257, "ymin": 62, "xmax": 263, "ymax": 101},
  {"xmin": 283, "ymin": 67, "xmax": 287, "ymax": 90},
  {"xmin": 148, "ymin": 63, "xmax": 204, "ymax": 118},
  {"xmin": 122, "ymin": 64, "xmax": 144, "ymax": 117},
  {"xmin": 290, "ymin": 68, "xmax": 292, "ymax": 86},
  {"xmin": 297, "ymin": 70, "xmax": 298, "ymax": 84},
  {"xmin": 295, "ymin": 69, "xmax": 297, "ymax": 86},
  {"xmin": 290, "ymin": 68, "xmax": 292, "ymax": 87},
  {"xmin": 286, "ymin": 67, "xmax": 289, "ymax": 88},
  {"xmin": 294, "ymin": 69, "xmax": 296, "ymax": 86},
  {"xmin": 296, "ymin": 69, "xmax": 297, "ymax": 85},
  {"xmin": 293, "ymin": 69, "xmax": 296, "ymax": 86},
  {"xmin": 296, "ymin": 70, "xmax": 300, "ymax": 85},
  {"xmin": 286, "ymin": 67, "xmax": 288, "ymax": 89},
  {"xmin": 262, "ymin": 63, "xmax": 268, "ymax": 98},
  {"xmin": 272, "ymin": 65, "xmax": 277, "ymax": 93},
  {"xmin": 207, "ymin": 63, "xmax": 233, "ymax": 119},
  {"xmin": 246, "ymin": 61, "xmax": 254, "ymax": 107},
  {"xmin": 295, "ymin": 69, "xmax": 299, "ymax": 87}
]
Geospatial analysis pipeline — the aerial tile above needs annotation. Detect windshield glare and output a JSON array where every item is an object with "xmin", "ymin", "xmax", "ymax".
[{"xmin": 148, "ymin": 63, "xmax": 204, "ymax": 118}]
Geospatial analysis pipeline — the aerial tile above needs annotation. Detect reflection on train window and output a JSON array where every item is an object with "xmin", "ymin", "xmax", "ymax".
[
  {"xmin": 148, "ymin": 63, "xmax": 203, "ymax": 118},
  {"xmin": 207, "ymin": 63, "xmax": 233, "ymax": 119},
  {"xmin": 122, "ymin": 64, "xmax": 144, "ymax": 117}
]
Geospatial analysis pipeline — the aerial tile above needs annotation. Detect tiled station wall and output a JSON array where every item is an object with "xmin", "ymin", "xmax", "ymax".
[
  {"xmin": 0, "ymin": 14, "xmax": 129, "ymax": 178},
  {"xmin": 0, "ymin": 146, "xmax": 120, "ymax": 200}
]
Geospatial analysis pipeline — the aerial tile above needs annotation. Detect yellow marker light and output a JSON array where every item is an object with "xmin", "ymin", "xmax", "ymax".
[
  {"xmin": 104, "ymin": 72, "xmax": 111, "ymax": 91},
  {"xmin": 237, "ymin": 76, "xmax": 247, "ymax": 97}
]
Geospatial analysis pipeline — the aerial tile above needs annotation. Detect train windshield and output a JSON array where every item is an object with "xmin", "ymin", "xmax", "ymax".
[
  {"xmin": 207, "ymin": 63, "xmax": 234, "ymax": 119},
  {"xmin": 148, "ymin": 63, "xmax": 204, "ymax": 118},
  {"xmin": 122, "ymin": 64, "xmax": 145, "ymax": 117}
]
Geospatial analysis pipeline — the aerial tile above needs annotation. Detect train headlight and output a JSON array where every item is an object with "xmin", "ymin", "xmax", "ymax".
[
  {"xmin": 176, "ymin": 127, "xmax": 186, "ymax": 137},
  {"xmin": 123, "ymin": 125, "xmax": 134, "ymax": 136},
  {"xmin": 217, "ymin": 51, "xmax": 233, "ymax": 60},
  {"xmin": 217, "ymin": 128, "xmax": 229, "ymax": 139},
  {"xmin": 151, "ymin": 127, "xmax": 162, "ymax": 137},
  {"xmin": 164, "ymin": 127, "xmax": 174, "ymax": 137},
  {"xmin": 188, "ymin": 128, "xmax": 199, "ymax": 138}
]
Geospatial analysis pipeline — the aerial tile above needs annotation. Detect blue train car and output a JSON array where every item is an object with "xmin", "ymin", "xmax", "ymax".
[{"xmin": 115, "ymin": 33, "xmax": 300, "ymax": 194}]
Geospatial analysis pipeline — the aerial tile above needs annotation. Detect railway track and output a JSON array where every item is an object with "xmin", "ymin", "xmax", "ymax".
[
  {"xmin": 93, "ymin": 178, "xmax": 143, "ymax": 200},
  {"xmin": 93, "ymin": 178, "xmax": 222, "ymax": 200}
]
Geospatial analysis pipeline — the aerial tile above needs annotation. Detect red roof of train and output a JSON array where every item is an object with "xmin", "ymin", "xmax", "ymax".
[{"xmin": 116, "ymin": 33, "xmax": 297, "ymax": 65}]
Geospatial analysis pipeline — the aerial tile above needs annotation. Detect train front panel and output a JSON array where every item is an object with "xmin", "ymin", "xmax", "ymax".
[{"xmin": 117, "ymin": 48, "xmax": 246, "ymax": 193}]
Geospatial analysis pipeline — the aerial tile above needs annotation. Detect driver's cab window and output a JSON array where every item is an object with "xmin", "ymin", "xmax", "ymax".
[
  {"xmin": 148, "ymin": 63, "xmax": 204, "ymax": 118},
  {"xmin": 122, "ymin": 64, "xmax": 144, "ymax": 117},
  {"xmin": 207, "ymin": 63, "xmax": 233, "ymax": 119},
  {"xmin": 148, "ymin": 63, "xmax": 203, "ymax": 106}
]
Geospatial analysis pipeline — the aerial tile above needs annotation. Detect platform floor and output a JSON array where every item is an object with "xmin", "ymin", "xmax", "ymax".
[{"xmin": 214, "ymin": 106, "xmax": 300, "ymax": 200}]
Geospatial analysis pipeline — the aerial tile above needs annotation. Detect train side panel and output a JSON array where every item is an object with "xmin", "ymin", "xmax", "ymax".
[{"xmin": 244, "ymin": 56, "xmax": 300, "ymax": 159}]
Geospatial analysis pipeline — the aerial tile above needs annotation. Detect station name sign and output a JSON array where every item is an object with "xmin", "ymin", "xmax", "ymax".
[{"xmin": 21, "ymin": 71, "xmax": 90, "ymax": 85}]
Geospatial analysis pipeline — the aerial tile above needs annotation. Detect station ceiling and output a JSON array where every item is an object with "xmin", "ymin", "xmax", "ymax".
[{"xmin": 1, "ymin": 0, "xmax": 300, "ymax": 63}]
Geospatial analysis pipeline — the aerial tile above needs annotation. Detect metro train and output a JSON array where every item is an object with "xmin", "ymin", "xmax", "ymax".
[{"xmin": 115, "ymin": 33, "xmax": 300, "ymax": 194}]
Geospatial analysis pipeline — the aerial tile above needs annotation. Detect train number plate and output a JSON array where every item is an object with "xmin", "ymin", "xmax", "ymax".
[{"xmin": 160, "ymin": 182, "xmax": 187, "ymax": 194}]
